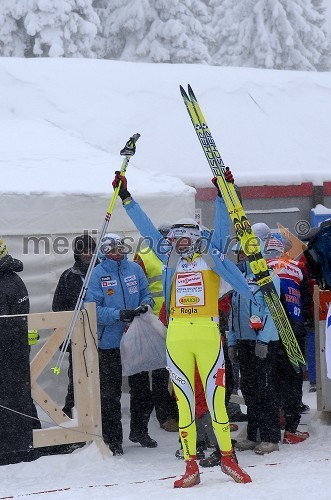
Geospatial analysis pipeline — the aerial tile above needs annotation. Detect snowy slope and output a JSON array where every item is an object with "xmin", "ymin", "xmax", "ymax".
[{"xmin": 0, "ymin": 57, "xmax": 330, "ymax": 192}]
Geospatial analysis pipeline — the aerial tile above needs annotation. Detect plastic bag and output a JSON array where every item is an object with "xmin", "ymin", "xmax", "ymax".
[{"xmin": 120, "ymin": 308, "xmax": 167, "ymax": 376}]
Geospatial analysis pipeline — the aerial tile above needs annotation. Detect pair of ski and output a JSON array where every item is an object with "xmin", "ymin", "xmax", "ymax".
[{"xmin": 180, "ymin": 85, "xmax": 305, "ymax": 372}]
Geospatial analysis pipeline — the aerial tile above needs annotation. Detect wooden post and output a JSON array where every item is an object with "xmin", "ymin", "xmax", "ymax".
[{"xmin": 71, "ymin": 302, "xmax": 103, "ymax": 441}]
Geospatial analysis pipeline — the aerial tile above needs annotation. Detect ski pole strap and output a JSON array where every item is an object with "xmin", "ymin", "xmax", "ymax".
[{"xmin": 120, "ymin": 133, "xmax": 140, "ymax": 156}]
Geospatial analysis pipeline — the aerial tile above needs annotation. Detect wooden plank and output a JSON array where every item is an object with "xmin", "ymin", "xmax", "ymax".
[
  {"xmin": 31, "ymin": 383, "xmax": 70, "ymax": 425},
  {"xmin": 33, "ymin": 427, "xmax": 95, "ymax": 448},
  {"xmin": 28, "ymin": 310, "xmax": 74, "ymax": 330},
  {"xmin": 30, "ymin": 327, "xmax": 66, "ymax": 384},
  {"xmin": 0, "ymin": 310, "xmax": 73, "ymax": 330}
]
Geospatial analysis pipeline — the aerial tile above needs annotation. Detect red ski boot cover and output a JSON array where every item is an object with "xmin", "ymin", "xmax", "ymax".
[
  {"xmin": 221, "ymin": 450, "xmax": 252, "ymax": 484},
  {"xmin": 174, "ymin": 459, "xmax": 200, "ymax": 488},
  {"xmin": 283, "ymin": 430, "xmax": 310, "ymax": 444}
]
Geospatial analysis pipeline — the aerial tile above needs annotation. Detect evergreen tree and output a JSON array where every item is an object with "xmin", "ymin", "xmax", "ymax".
[
  {"xmin": 94, "ymin": 0, "xmax": 154, "ymax": 59},
  {"xmin": 311, "ymin": 0, "xmax": 326, "ymax": 24},
  {"xmin": 211, "ymin": 0, "xmax": 328, "ymax": 70},
  {"xmin": 96, "ymin": 0, "xmax": 211, "ymax": 63},
  {"xmin": 0, "ymin": 1, "xmax": 27, "ymax": 56},
  {"xmin": 23, "ymin": 0, "xmax": 100, "ymax": 57}
]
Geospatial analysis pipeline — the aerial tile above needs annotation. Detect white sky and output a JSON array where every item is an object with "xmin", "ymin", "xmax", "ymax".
[{"xmin": 0, "ymin": 57, "xmax": 330, "ymax": 194}]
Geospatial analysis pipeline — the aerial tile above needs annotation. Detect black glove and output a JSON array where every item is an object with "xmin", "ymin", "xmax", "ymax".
[
  {"xmin": 228, "ymin": 345, "xmax": 238, "ymax": 363},
  {"xmin": 135, "ymin": 304, "xmax": 149, "ymax": 315},
  {"xmin": 112, "ymin": 171, "xmax": 131, "ymax": 201},
  {"xmin": 119, "ymin": 305, "xmax": 149, "ymax": 323},
  {"xmin": 255, "ymin": 340, "xmax": 268, "ymax": 359},
  {"xmin": 119, "ymin": 309, "xmax": 137, "ymax": 323}
]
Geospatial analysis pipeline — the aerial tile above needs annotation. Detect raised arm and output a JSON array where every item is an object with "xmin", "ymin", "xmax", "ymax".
[{"xmin": 112, "ymin": 172, "xmax": 170, "ymax": 263}]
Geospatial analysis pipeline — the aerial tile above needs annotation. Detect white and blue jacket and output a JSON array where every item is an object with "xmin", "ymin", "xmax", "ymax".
[
  {"xmin": 124, "ymin": 196, "xmax": 254, "ymax": 320},
  {"xmin": 85, "ymin": 255, "xmax": 153, "ymax": 349}
]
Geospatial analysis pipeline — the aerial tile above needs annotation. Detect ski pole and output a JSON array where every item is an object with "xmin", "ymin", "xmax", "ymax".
[{"xmin": 52, "ymin": 133, "xmax": 140, "ymax": 375}]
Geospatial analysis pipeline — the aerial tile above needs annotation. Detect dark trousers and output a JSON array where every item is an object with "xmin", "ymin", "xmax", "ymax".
[
  {"xmin": 63, "ymin": 348, "xmax": 74, "ymax": 415},
  {"xmin": 151, "ymin": 368, "xmax": 178, "ymax": 425},
  {"xmin": 128, "ymin": 371, "xmax": 154, "ymax": 436},
  {"xmin": 0, "ymin": 343, "xmax": 36, "ymax": 463},
  {"xmin": 238, "ymin": 340, "xmax": 280, "ymax": 444},
  {"xmin": 99, "ymin": 349, "xmax": 154, "ymax": 445},
  {"xmin": 277, "ymin": 337, "xmax": 305, "ymax": 433}
]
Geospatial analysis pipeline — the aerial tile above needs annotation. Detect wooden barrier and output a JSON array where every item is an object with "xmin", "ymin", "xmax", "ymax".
[{"xmin": 26, "ymin": 302, "xmax": 106, "ymax": 452}]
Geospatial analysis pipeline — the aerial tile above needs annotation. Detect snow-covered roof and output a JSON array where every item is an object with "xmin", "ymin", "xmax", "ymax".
[{"xmin": 0, "ymin": 57, "xmax": 330, "ymax": 193}]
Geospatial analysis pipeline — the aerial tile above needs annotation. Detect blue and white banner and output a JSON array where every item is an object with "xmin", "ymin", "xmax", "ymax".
[{"xmin": 325, "ymin": 303, "xmax": 331, "ymax": 379}]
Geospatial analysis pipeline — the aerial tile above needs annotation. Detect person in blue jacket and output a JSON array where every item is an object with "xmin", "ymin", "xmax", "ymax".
[
  {"xmin": 228, "ymin": 222, "xmax": 282, "ymax": 455},
  {"xmin": 112, "ymin": 171, "xmax": 254, "ymax": 487},
  {"xmin": 85, "ymin": 233, "xmax": 156, "ymax": 456}
]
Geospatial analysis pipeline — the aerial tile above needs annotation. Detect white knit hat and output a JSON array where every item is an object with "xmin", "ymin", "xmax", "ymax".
[
  {"xmin": 251, "ymin": 223, "xmax": 271, "ymax": 241},
  {"xmin": 100, "ymin": 233, "xmax": 122, "ymax": 254},
  {"xmin": 252, "ymin": 223, "xmax": 284, "ymax": 255}
]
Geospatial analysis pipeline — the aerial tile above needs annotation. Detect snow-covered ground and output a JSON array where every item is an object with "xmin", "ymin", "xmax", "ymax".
[
  {"xmin": 0, "ymin": 383, "xmax": 329, "ymax": 500},
  {"xmin": 4, "ymin": 310, "xmax": 327, "ymax": 500}
]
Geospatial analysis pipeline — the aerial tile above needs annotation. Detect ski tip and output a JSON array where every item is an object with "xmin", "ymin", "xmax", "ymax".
[
  {"xmin": 187, "ymin": 84, "xmax": 196, "ymax": 100},
  {"xmin": 179, "ymin": 85, "xmax": 189, "ymax": 99}
]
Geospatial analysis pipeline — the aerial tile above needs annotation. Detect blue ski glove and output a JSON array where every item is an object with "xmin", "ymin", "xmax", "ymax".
[{"xmin": 255, "ymin": 340, "xmax": 268, "ymax": 359}]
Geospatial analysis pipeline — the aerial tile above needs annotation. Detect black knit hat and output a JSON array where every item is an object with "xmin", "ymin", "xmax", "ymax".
[{"xmin": 73, "ymin": 234, "xmax": 96, "ymax": 261}]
